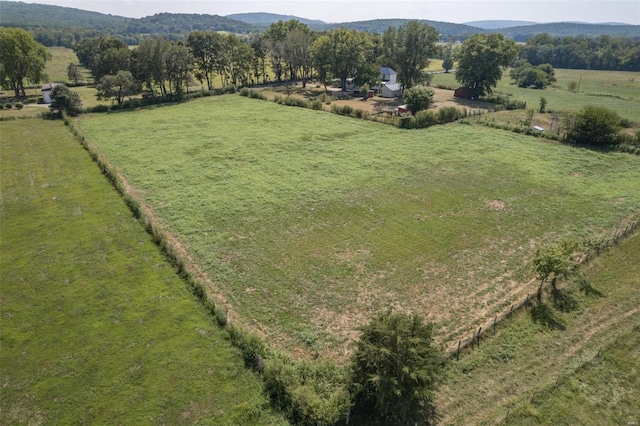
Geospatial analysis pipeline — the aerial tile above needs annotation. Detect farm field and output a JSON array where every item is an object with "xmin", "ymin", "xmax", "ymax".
[
  {"xmin": 432, "ymin": 68, "xmax": 640, "ymax": 121},
  {"xmin": 0, "ymin": 119, "xmax": 286, "ymax": 425},
  {"xmin": 438, "ymin": 232, "xmax": 640, "ymax": 424},
  {"xmin": 78, "ymin": 94, "xmax": 640, "ymax": 361}
]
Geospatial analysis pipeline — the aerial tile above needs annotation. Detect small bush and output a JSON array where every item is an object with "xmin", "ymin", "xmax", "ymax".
[
  {"xmin": 310, "ymin": 100, "xmax": 323, "ymax": 110},
  {"xmin": 414, "ymin": 110, "xmax": 437, "ymax": 128},
  {"xmin": 14, "ymin": 102, "xmax": 24, "ymax": 110},
  {"xmin": 5, "ymin": 103, "xmax": 13, "ymax": 109},
  {"xmin": 437, "ymin": 106, "xmax": 463, "ymax": 123},
  {"xmin": 239, "ymin": 87, "xmax": 250, "ymax": 97},
  {"xmin": 0, "ymin": 104, "xmax": 5, "ymax": 110},
  {"xmin": 330, "ymin": 104, "xmax": 353, "ymax": 116}
]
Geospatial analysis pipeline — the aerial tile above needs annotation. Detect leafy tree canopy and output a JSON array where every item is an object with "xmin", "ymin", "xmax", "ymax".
[
  {"xmin": 0, "ymin": 27, "xmax": 51, "ymax": 98},
  {"xmin": 403, "ymin": 85, "xmax": 434, "ymax": 114},
  {"xmin": 510, "ymin": 60, "xmax": 556, "ymax": 89},
  {"xmin": 564, "ymin": 105, "xmax": 623, "ymax": 147},
  {"xmin": 455, "ymin": 33, "xmax": 518, "ymax": 97},
  {"xmin": 49, "ymin": 84, "xmax": 83, "ymax": 117},
  {"xmin": 382, "ymin": 21, "xmax": 439, "ymax": 89},
  {"xmin": 350, "ymin": 310, "xmax": 444, "ymax": 425}
]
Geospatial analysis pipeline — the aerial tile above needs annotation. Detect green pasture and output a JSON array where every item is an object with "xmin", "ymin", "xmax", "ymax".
[
  {"xmin": 431, "ymin": 68, "xmax": 640, "ymax": 121},
  {"xmin": 0, "ymin": 119, "xmax": 285, "ymax": 425},
  {"xmin": 78, "ymin": 95, "xmax": 640, "ymax": 360},
  {"xmin": 438, "ymin": 232, "xmax": 640, "ymax": 424}
]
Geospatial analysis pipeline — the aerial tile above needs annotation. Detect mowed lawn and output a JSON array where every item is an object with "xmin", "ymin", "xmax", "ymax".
[
  {"xmin": 79, "ymin": 95, "xmax": 640, "ymax": 360},
  {"xmin": 0, "ymin": 119, "xmax": 286, "ymax": 425}
]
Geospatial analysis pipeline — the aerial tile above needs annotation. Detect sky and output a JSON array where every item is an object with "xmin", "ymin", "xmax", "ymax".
[{"xmin": 11, "ymin": 0, "xmax": 640, "ymax": 25}]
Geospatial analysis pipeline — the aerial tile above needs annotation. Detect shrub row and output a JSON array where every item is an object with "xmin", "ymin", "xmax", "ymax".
[
  {"xmin": 399, "ymin": 107, "xmax": 468, "ymax": 129},
  {"xmin": 239, "ymin": 87, "xmax": 267, "ymax": 100},
  {"xmin": 483, "ymin": 93, "xmax": 527, "ymax": 110},
  {"xmin": 1, "ymin": 102, "xmax": 24, "ymax": 110},
  {"xmin": 84, "ymin": 86, "xmax": 238, "ymax": 114},
  {"xmin": 61, "ymin": 113, "xmax": 350, "ymax": 425}
]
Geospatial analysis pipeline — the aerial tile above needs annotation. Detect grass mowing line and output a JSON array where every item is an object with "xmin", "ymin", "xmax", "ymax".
[
  {"xmin": 0, "ymin": 118, "xmax": 286, "ymax": 425},
  {"xmin": 436, "ymin": 232, "xmax": 640, "ymax": 424},
  {"xmin": 78, "ymin": 94, "xmax": 640, "ymax": 361}
]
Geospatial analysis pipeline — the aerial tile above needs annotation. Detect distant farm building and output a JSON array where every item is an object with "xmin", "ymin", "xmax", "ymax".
[
  {"xmin": 380, "ymin": 67, "xmax": 398, "ymax": 84},
  {"xmin": 41, "ymin": 83, "xmax": 60, "ymax": 104},
  {"xmin": 381, "ymin": 83, "xmax": 403, "ymax": 98}
]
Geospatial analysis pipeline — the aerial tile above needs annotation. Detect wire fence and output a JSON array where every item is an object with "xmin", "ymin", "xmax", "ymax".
[{"xmin": 448, "ymin": 217, "xmax": 640, "ymax": 360}]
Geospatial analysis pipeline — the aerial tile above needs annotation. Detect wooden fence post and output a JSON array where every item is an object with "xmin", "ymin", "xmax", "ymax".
[
  {"xmin": 456, "ymin": 340, "xmax": 461, "ymax": 361},
  {"xmin": 477, "ymin": 327, "xmax": 482, "ymax": 348},
  {"xmin": 493, "ymin": 316, "xmax": 497, "ymax": 335}
]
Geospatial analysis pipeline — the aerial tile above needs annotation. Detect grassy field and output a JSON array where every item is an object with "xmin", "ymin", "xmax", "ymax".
[
  {"xmin": 0, "ymin": 119, "xmax": 286, "ymax": 425},
  {"xmin": 437, "ymin": 232, "xmax": 640, "ymax": 424},
  {"xmin": 78, "ymin": 95, "xmax": 640, "ymax": 361},
  {"xmin": 432, "ymin": 68, "xmax": 640, "ymax": 121}
]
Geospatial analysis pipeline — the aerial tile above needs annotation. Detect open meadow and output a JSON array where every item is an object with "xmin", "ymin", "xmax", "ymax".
[
  {"xmin": 78, "ymin": 94, "xmax": 640, "ymax": 361},
  {"xmin": 432, "ymin": 68, "xmax": 640, "ymax": 122},
  {"xmin": 0, "ymin": 119, "xmax": 286, "ymax": 425}
]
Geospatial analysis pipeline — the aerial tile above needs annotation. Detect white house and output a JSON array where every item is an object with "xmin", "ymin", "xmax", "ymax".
[
  {"xmin": 381, "ymin": 83, "xmax": 402, "ymax": 98},
  {"xmin": 41, "ymin": 83, "xmax": 59, "ymax": 104},
  {"xmin": 380, "ymin": 67, "xmax": 397, "ymax": 84}
]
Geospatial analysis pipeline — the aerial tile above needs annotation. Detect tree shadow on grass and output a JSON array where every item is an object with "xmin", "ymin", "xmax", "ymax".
[
  {"xmin": 550, "ymin": 288, "xmax": 579, "ymax": 313},
  {"xmin": 530, "ymin": 302, "xmax": 566, "ymax": 331},
  {"xmin": 576, "ymin": 275, "xmax": 604, "ymax": 298}
]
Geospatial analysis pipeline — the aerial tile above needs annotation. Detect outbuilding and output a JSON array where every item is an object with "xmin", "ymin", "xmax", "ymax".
[
  {"xmin": 41, "ymin": 83, "xmax": 59, "ymax": 104},
  {"xmin": 381, "ymin": 83, "xmax": 402, "ymax": 98}
]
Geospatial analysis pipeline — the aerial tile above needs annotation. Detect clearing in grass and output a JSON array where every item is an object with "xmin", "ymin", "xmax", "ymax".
[
  {"xmin": 0, "ymin": 119, "xmax": 286, "ymax": 425},
  {"xmin": 78, "ymin": 95, "xmax": 640, "ymax": 362}
]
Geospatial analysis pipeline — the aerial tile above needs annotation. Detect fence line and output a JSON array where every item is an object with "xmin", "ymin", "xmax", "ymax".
[{"xmin": 448, "ymin": 217, "xmax": 640, "ymax": 360}]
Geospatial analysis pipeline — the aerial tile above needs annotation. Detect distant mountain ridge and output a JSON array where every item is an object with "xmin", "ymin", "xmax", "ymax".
[
  {"xmin": 1, "ymin": 1, "xmax": 638, "ymax": 44},
  {"xmin": 226, "ymin": 12, "xmax": 326, "ymax": 27},
  {"xmin": 465, "ymin": 20, "xmax": 538, "ymax": 29}
]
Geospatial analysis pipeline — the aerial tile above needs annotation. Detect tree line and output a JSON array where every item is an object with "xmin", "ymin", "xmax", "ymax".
[
  {"xmin": 519, "ymin": 34, "xmax": 640, "ymax": 71},
  {"xmin": 70, "ymin": 20, "xmax": 441, "ymax": 101}
]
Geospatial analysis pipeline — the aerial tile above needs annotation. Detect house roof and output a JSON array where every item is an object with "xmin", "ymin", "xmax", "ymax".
[
  {"xmin": 383, "ymin": 83, "xmax": 402, "ymax": 91},
  {"xmin": 41, "ymin": 83, "xmax": 59, "ymax": 91},
  {"xmin": 380, "ymin": 66, "xmax": 397, "ymax": 75}
]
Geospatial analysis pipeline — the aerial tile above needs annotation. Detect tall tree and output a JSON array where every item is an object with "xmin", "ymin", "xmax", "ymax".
[
  {"xmin": 264, "ymin": 20, "xmax": 311, "ymax": 82},
  {"xmin": 350, "ymin": 310, "xmax": 444, "ymax": 425},
  {"xmin": 382, "ymin": 21, "xmax": 438, "ymax": 89},
  {"xmin": 311, "ymin": 28, "xmax": 372, "ymax": 91},
  {"xmin": 224, "ymin": 35, "xmax": 254, "ymax": 86},
  {"xmin": 73, "ymin": 36, "xmax": 128, "ymax": 80},
  {"xmin": 49, "ymin": 84, "xmax": 83, "ymax": 117},
  {"xmin": 455, "ymin": 33, "xmax": 518, "ymax": 97},
  {"xmin": 96, "ymin": 70, "xmax": 139, "ymax": 105},
  {"xmin": 67, "ymin": 63, "xmax": 81, "ymax": 85},
  {"xmin": 162, "ymin": 41, "xmax": 193, "ymax": 96},
  {"xmin": 187, "ymin": 30, "xmax": 223, "ymax": 90},
  {"xmin": 0, "ymin": 27, "xmax": 51, "ymax": 98},
  {"xmin": 282, "ymin": 28, "xmax": 315, "ymax": 87},
  {"xmin": 442, "ymin": 44, "xmax": 454, "ymax": 73},
  {"xmin": 131, "ymin": 37, "xmax": 167, "ymax": 95}
]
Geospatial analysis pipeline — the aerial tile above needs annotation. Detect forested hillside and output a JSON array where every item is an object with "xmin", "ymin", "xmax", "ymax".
[
  {"xmin": 497, "ymin": 22, "xmax": 640, "ymax": 41},
  {"xmin": 2, "ymin": 1, "xmax": 638, "ymax": 48}
]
